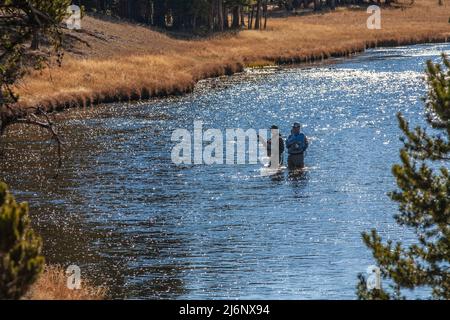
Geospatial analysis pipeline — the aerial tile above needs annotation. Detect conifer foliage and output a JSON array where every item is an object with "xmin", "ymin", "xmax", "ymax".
[
  {"xmin": 0, "ymin": 182, "xmax": 45, "ymax": 299},
  {"xmin": 357, "ymin": 55, "xmax": 450, "ymax": 300}
]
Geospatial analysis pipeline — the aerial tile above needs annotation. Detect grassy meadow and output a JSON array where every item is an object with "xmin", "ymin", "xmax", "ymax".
[{"xmin": 15, "ymin": 1, "xmax": 450, "ymax": 111}]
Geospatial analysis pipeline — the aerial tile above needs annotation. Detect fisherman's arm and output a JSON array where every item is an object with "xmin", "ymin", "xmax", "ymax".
[{"xmin": 285, "ymin": 136, "xmax": 294, "ymax": 148}]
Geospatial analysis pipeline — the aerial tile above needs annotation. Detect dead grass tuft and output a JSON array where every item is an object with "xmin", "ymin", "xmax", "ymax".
[{"xmin": 25, "ymin": 265, "xmax": 106, "ymax": 300}]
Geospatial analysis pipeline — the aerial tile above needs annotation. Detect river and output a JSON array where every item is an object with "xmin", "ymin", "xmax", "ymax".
[{"xmin": 1, "ymin": 43, "xmax": 447, "ymax": 299}]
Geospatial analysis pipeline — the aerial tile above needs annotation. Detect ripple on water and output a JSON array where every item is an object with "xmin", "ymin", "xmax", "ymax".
[{"xmin": 1, "ymin": 43, "xmax": 446, "ymax": 299}]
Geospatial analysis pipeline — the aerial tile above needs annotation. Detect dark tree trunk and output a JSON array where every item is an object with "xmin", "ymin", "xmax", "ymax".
[
  {"xmin": 240, "ymin": 6, "xmax": 246, "ymax": 28},
  {"xmin": 223, "ymin": 6, "xmax": 229, "ymax": 29},
  {"xmin": 218, "ymin": 0, "xmax": 224, "ymax": 31},
  {"xmin": 255, "ymin": 0, "xmax": 261, "ymax": 30},
  {"xmin": 30, "ymin": 28, "xmax": 40, "ymax": 50},
  {"xmin": 192, "ymin": 13, "xmax": 197, "ymax": 30},
  {"xmin": 144, "ymin": 0, "xmax": 152, "ymax": 23},
  {"xmin": 128, "ymin": 0, "xmax": 134, "ymax": 21},
  {"xmin": 329, "ymin": 0, "xmax": 336, "ymax": 10},
  {"xmin": 263, "ymin": 1, "xmax": 268, "ymax": 29},
  {"xmin": 153, "ymin": 0, "xmax": 166, "ymax": 28},
  {"xmin": 232, "ymin": 6, "xmax": 240, "ymax": 29},
  {"xmin": 249, "ymin": 5, "xmax": 254, "ymax": 30},
  {"xmin": 209, "ymin": 2, "xmax": 214, "ymax": 31},
  {"xmin": 117, "ymin": 0, "xmax": 127, "ymax": 19},
  {"xmin": 314, "ymin": 0, "xmax": 321, "ymax": 11}
]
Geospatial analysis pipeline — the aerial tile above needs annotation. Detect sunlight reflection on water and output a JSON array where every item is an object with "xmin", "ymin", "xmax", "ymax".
[{"xmin": 1, "ymin": 43, "xmax": 449, "ymax": 299}]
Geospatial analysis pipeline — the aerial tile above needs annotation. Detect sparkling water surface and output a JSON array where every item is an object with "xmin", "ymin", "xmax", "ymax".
[{"xmin": 1, "ymin": 43, "xmax": 448, "ymax": 299}]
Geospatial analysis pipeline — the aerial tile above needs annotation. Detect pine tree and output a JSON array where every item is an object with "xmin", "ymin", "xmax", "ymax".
[
  {"xmin": 0, "ymin": 182, "xmax": 45, "ymax": 299},
  {"xmin": 1, "ymin": 0, "xmax": 70, "ymax": 133},
  {"xmin": 356, "ymin": 55, "xmax": 450, "ymax": 300}
]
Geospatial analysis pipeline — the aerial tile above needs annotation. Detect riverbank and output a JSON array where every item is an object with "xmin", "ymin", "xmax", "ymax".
[{"xmin": 14, "ymin": 1, "xmax": 450, "ymax": 114}]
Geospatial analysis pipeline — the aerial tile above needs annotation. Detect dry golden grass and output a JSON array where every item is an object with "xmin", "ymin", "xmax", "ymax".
[
  {"xmin": 15, "ymin": 0, "xmax": 450, "ymax": 111},
  {"xmin": 25, "ymin": 265, "xmax": 106, "ymax": 300}
]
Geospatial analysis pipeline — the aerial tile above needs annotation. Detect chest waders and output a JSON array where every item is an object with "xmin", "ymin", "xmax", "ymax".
[{"xmin": 287, "ymin": 152, "xmax": 304, "ymax": 169}]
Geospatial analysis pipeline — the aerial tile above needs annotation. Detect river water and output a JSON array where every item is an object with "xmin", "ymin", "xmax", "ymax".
[{"xmin": 1, "ymin": 43, "xmax": 448, "ymax": 299}]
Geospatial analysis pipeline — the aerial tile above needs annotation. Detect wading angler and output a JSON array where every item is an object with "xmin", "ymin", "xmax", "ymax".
[{"xmin": 171, "ymin": 121, "xmax": 281, "ymax": 166}]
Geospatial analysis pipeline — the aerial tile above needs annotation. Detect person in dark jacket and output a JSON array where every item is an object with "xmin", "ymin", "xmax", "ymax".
[{"xmin": 258, "ymin": 125, "xmax": 285, "ymax": 167}]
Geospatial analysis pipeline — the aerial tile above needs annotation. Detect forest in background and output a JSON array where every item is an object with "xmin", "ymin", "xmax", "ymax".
[{"xmin": 73, "ymin": 0, "xmax": 396, "ymax": 32}]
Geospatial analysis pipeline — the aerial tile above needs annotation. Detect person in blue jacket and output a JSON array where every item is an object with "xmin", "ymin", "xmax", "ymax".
[{"xmin": 286, "ymin": 122, "xmax": 308, "ymax": 169}]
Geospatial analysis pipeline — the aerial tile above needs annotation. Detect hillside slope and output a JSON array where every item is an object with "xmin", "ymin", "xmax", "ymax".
[{"xmin": 16, "ymin": 1, "xmax": 450, "ymax": 110}]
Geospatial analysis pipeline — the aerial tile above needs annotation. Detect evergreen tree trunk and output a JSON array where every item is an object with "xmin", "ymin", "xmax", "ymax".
[
  {"xmin": 330, "ymin": 0, "xmax": 336, "ymax": 10},
  {"xmin": 153, "ymin": 0, "xmax": 166, "ymax": 28},
  {"xmin": 223, "ymin": 6, "xmax": 229, "ymax": 29},
  {"xmin": 192, "ymin": 13, "xmax": 197, "ymax": 30},
  {"xmin": 209, "ymin": 3, "xmax": 214, "ymax": 31},
  {"xmin": 232, "ymin": 6, "xmax": 240, "ymax": 29},
  {"xmin": 30, "ymin": 28, "xmax": 40, "ymax": 50},
  {"xmin": 255, "ymin": 0, "xmax": 261, "ymax": 30},
  {"xmin": 249, "ymin": 5, "xmax": 254, "ymax": 30},
  {"xmin": 218, "ymin": 0, "xmax": 224, "ymax": 31},
  {"xmin": 117, "ymin": 0, "xmax": 128, "ymax": 19},
  {"xmin": 100, "ymin": 0, "xmax": 107, "ymax": 13},
  {"xmin": 314, "ymin": 0, "xmax": 321, "ymax": 11},
  {"xmin": 263, "ymin": 1, "xmax": 268, "ymax": 29},
  {"xmin": 144, "ymin": 0, "xmax": 152, "ymax": 23},
  {"xmin": 240, "ymin": 6, "xmax": 246, "ymax": 28},
  {"xmin": 127, "ymin": 0, "xmax": 133, "ymax": 20}
]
